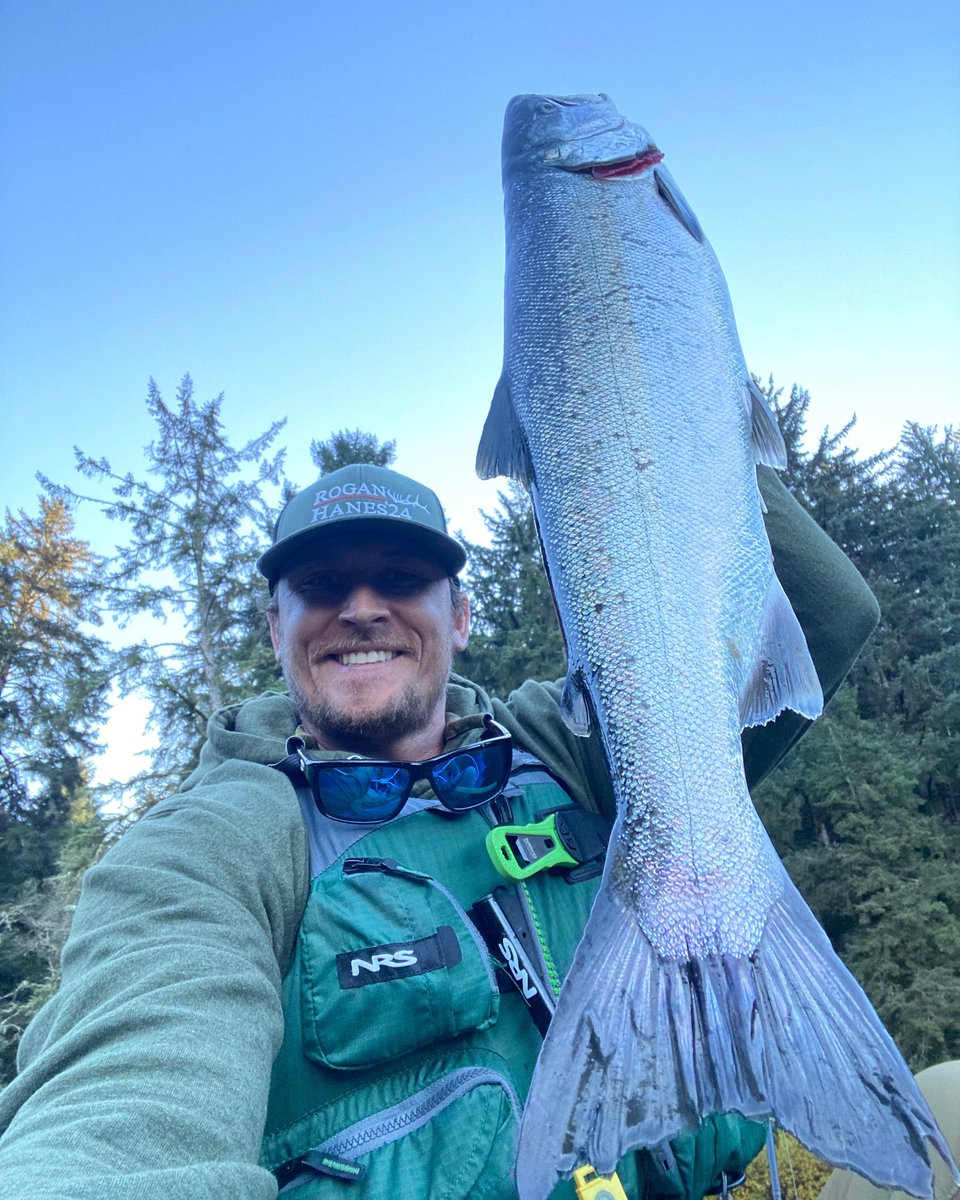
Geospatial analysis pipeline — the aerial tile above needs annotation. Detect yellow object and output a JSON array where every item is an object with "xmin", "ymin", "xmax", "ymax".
[{"xmin": 573, "ymin": 1164, "xmax": 629, "ymax": 1200}]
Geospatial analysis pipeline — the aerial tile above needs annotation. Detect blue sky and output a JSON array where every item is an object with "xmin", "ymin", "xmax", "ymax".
[
  {"xmin": 2, "ymin": 0, "xmax": 958, "ymax": 554},
  {"xmin": 2, "ymin": 0, "xmax": 957, "ymax": 783}
]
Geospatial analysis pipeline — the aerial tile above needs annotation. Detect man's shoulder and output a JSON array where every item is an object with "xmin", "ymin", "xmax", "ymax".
[
  {"xmin": 446, "ymin": 673, "xmax": 566, "ymax": 740},
  {"xmin": 180, "ymin": 690, "xmax": 299, "ymax": 793}
]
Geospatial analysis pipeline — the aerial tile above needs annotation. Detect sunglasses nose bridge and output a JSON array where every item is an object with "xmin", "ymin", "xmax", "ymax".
[{"xmin": 302, "ymin": 727, "xmax": 512, "ymax": 823}]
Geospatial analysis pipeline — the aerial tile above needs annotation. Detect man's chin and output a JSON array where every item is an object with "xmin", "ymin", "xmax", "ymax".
[{"xmin": 292, "ymin": 683, "xmax": 444, "ymax": 750}]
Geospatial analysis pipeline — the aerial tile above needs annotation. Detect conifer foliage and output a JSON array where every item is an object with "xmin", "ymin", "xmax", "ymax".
[
  {"xmin": 458, "ymin": 481, "xmax": 566, "ymax": 696},
  {"xmin": 41, "ymin": 375, "xmax": 288, "ymax": 786},
  {"xmin": 754, "ymin": 385, "xmax": 960, "ymax": 1068},
  {"xmin": 0, "ymin": 500, "xmax": 110, "ymax": 1081},
  {"xmin": 310, "ymin": 428, "xmax": 396, "ymax": 473},
  {"xmin": 0, "ymin": 498, "xmax": 109, "ymax": 810}
]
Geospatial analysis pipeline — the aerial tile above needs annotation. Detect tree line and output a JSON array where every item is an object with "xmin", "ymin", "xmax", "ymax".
[{"xmin": 1, "ymin": 375, "xmax": 957, "ymax": 1084}]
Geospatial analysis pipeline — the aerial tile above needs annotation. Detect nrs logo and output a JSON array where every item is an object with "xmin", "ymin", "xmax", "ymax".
[
  {"xmin": 499, "ymin": 936, "xmax": 538, "ymax": 1000},
  {"xmin": 335, "ymin": 926, "xmax": 462, "ymax": 990},
  {"xmin": 350, "ymin": 949, "xmax": 418, "ymax": 976}
]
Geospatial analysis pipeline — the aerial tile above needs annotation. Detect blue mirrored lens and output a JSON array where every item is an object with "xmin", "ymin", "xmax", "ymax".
[
  {"xmin": 313, "ymin": 764, "xmax": 411, "ymax": 822},
  {"xmin": 430, "ymin": 742, "xmax": 511, "ymax": 811}
]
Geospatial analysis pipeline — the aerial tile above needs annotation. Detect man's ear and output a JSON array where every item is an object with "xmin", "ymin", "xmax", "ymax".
[
  {"xmin": 267, "ymin": 607, "xmax": 282, "ymax": 657},
  {"xmin": 452, "ymin": 591, "xmax": 470, "ymax": 653}
]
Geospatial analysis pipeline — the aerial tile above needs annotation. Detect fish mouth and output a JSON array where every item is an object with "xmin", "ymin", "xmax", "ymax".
[
  {"xmin": 503, "ymin": 94, "xmax": 662, "ymax": 179},
  {"xmin": 547, "ymin": 117, "xmax": 662, "ymax": 176},
  {"xmin": 575, "ymin": 145, "xmax": 665, "ymax": 179}
]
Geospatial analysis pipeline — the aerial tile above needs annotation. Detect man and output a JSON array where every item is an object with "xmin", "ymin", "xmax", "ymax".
[{"xmin": 0, "ymin": 463, "xmax": 879, "ymax": 1198}]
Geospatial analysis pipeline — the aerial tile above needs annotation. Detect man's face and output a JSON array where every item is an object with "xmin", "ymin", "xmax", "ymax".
[{"xmin": 267, "ymin": 530, "xmax": 469, "ymax": 759}]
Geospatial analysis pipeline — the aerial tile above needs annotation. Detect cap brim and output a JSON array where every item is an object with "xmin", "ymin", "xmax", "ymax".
[{"xmin": 257, "ymin": 517, "xmax": 467, "ymax": 588}]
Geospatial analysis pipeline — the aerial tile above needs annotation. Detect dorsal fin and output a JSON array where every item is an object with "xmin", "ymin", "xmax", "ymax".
[{"xmin": 476, "ymin": 375, "xmax": 535, "ymax": 486}]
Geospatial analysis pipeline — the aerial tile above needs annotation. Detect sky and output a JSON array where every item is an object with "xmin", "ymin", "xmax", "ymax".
[{"xmin": 2, "ymin": 0, "xmax": 958, "ymax": 780}]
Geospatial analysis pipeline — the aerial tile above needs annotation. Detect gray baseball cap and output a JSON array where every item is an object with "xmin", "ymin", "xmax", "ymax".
[{"xmin": 257, "ymin": 463, "xmax": 467, "ymax": 589}]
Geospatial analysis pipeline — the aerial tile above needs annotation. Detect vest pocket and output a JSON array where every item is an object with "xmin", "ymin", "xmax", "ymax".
[
  {"xmin": 275, "ymin": 1067, "xmax": 520, "ymax": 1199},
  {"xmin": 299, "ymin": 857, "xmax": 500, "ymax": 1070}
]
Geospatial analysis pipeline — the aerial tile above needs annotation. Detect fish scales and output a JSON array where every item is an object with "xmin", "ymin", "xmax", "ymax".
[
  {"xmin": 507, "ymin": 114, "xmax": 781, "ymax": 958},
  {"xmin": 477, "ymin": 93, "xmax": 956, "ymax": 1200}
]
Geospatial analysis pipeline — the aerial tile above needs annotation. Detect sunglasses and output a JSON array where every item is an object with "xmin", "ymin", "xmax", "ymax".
[{"xmin": 296, "ymin": 715, "xmax": 513, "ymax": 824}]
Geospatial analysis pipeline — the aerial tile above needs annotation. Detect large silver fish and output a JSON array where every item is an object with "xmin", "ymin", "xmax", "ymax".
[{"xmin": 477, "ymin": 93, "xmax": 954, "ymax": 1200}]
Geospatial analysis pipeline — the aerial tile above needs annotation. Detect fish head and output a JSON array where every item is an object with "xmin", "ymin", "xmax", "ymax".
[{"xmin": 502, "ymin": 93, "xmax": 661, "ymax": 179}]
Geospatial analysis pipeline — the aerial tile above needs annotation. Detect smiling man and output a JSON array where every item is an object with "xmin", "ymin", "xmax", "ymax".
[
  {"xmin": 0, "ymin": 462, "xmax": 880, "ymax": 1200},
  {"xmin": 263, "ymin": 514, "xmax": 470, "ymax": 759}
]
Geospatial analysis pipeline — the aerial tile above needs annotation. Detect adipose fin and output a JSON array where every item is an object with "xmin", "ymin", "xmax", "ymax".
[{"xmin": 560, "ymin": 667, "xmax": 592, "ymax": 737}]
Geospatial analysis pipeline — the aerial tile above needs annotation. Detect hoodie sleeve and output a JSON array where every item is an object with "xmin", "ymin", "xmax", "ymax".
[
  {"xmin": 740, "ymin": 468, "xmax": 880, "ymax": 789},
  {"xmin": 0, "ymin": 760, "xmax": 310, "ymax": 1199}
]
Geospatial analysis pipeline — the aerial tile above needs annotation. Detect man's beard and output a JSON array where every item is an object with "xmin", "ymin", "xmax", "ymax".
[{"xmin": 281, "ymin": 659, "xmax": 450, "ymax": 751}]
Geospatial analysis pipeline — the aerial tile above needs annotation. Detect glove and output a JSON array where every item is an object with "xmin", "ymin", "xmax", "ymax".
[{"xmin": 637, "ymin": 1114, "xmax": 767, "ymax": 1200}]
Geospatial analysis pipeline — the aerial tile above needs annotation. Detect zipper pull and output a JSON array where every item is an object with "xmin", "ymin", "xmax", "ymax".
[
  {"xmin": 342, "ymin": 857, "xmax": 430, "ymax": 883},
  {"xmin": 276, "ymin": 1150, "xmax": 366, "ymax": 1193}
]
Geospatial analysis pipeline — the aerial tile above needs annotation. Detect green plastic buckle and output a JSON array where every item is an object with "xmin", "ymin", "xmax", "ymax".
[{"xmin": 486, "ymin": 814, "xmax": 578, "ymax": 881}]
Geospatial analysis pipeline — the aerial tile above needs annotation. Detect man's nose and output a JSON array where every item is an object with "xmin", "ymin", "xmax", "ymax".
[{"xmin": 338, "ymin": 583, "xmax": 390, "ymax": 625}]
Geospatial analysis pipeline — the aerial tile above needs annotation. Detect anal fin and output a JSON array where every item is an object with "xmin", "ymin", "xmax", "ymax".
[{"xmin": 741, "ymin": 572, "xmax": 824, "ymax": 727}]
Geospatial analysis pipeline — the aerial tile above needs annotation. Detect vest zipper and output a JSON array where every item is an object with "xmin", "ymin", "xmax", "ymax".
[
  {"xmin": 342, "ymin": 857, "xmax": 498, "ymax": 994},
  {"xmin": 277, "ymin": 1067, "xmax": 520, "ymax": 1191}
]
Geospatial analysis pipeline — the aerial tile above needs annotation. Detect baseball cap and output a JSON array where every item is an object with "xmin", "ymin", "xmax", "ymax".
[{"xmin": 257, "ymin": 464, "xmax": 467, "ymax": 589}]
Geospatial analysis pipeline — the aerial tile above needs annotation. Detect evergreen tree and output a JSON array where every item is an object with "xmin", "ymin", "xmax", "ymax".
[
  {"xmin": 756, "ymin": 687, "xmax": 960, "ymax": 1067},
  {"xmin": 754, "ymin": 388, "xmax": 960, "ymax": 1067},
  {"xmin": 458, "ymin": 482, "xmax": 565, "ymax": 696},
  {"xmin": 0, "ymin": 770, "xmax": 106, "ymax": 1084},
  {"xmin": 0, "ymin": 498, "xmax": 110, "ymax": 1084},
  {"xmin": 857, "ymin": 425, "xmax": 960, "ymax": 821},
  {"xmin": 310, "ymin": 429, "xmax": 396, "ymax": 473},
  {"xmin": 0, "ymin": 497, "xmax": 109, "ymax": 826},
  {"xmin": 42, "ymin": 376, "xmax": 287, "ymax": 786}
]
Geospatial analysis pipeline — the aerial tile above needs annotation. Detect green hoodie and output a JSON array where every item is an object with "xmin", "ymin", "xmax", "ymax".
[{"xmin": 0, "ymin": 471, "xmax": 879, "ymax": 1197}]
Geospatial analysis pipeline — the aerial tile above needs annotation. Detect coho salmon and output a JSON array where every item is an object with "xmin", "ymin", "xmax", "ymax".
[{"xmin": 477, "ymin": 93, "xmax": 954, "ymax": 1200}]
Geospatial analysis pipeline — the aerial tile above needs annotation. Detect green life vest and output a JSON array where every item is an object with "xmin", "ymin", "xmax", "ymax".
[
  {"xmin": 258, "ymin": 752, "xmax": 639, "ymax": 1199},
  {"xmin": 258, "ymin": 752, "xmax": 765, "ymax": 1199}
]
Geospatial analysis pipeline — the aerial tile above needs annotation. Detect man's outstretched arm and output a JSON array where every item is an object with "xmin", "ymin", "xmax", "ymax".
[{"xmin": 0, "ymin": 761, "xmax": 309, "ymax": 1199}]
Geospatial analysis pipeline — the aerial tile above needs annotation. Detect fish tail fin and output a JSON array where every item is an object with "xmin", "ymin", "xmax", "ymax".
[{"xmin": 516, "ymin": 874, "xmax": 954, "ymax": 1200}]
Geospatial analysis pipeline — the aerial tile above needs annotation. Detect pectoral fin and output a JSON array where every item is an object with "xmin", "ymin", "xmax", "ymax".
[
  {"xmin": 654, "ymin": 167, "xmax": 705, "ymax": 243},
  {"xmin": 476, "ymin": 375, "xmax": 536, "ymax": 485}
]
